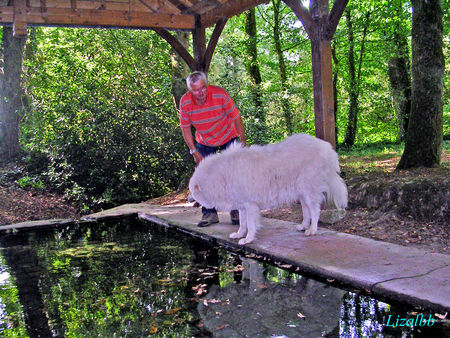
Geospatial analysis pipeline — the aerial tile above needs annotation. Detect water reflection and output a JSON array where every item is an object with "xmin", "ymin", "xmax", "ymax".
[{"xmin": 0, "ymin": 219, "xmax": 447, "ymax": 337}]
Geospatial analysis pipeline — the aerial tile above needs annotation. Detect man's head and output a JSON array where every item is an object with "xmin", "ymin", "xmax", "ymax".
[{"xmin": 187, "ymin": 71, "xmax": 208, "ymax": 104}]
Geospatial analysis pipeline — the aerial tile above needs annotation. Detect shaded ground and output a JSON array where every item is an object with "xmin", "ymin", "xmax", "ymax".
[
  {"xmin": 1, "ymin": 150, "xmax": 448, "ymax": 254},
  {"xmin": 0, "ymin": 163, "xmax": 82, "ymax": 225}
]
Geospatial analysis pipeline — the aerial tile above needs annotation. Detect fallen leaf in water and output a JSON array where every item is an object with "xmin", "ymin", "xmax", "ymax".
[
  {"xmin": 165, "ymin": 307, "xmax": 182, "ymax": 315},
  {"xmin": 207, "ymin": 299, "xmax": 222, "ymax": 303},
  {"xmin": 280, "ymin": 264, "xmax": 292, "ymax": 269},
  {"xmin": 435, "ymin": 313, "xmax": 447, "ymax": 319},
  {"xmin": 215, "ymin": 324, "xmax": 230, "ymax": 331}
]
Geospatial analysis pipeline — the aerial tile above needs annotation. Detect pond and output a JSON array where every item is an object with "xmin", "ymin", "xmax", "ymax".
[{"xmin": 0, "ymin": 218, "xmax": 447, "ymax": 337}]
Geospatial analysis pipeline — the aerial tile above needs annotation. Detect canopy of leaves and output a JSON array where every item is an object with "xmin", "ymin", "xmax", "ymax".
[{"xmin": 21, "ymin": 28, "xmax": 191, "ymax": 209}]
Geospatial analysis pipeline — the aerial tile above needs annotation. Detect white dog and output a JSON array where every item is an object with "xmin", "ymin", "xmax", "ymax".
[{"xmin": 189, "ymin": 133, "xmax": 348, "ymax": 245}]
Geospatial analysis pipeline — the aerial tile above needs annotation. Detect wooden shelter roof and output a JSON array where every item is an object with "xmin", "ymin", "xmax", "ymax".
[{"xmin": 0, "ymin": 0, "xmax": 269, "ymax": 35}]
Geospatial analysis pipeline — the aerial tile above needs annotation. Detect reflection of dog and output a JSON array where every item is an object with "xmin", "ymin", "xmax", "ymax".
[{"xmin": 189, "ymin": 133, "xmax": 348, "ymax": 245}]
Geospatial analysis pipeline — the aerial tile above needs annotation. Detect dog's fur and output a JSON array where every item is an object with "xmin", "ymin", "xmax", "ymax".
[{"xmin": 189, "ymin": 133, "xmax": 348, "ymax": 244}]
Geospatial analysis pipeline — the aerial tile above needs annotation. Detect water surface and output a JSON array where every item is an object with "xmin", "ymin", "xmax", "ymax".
[{"xmin": 0, "ymin": 219, "xmax": 447, "ymax": 337}]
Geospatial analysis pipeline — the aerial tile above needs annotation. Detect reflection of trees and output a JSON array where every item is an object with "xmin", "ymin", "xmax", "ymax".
[
  {"xmin": 198, "ymin": 258, "xmax": 345, "ymax": 337},
  {"xmin": 341, "ymin": 293, "xmax": 448, "ymax": 337},
  {"xmin": 0, "ymin": 220, "xmax": 210, "ymax": 336},
  {"xmin": 37, "ymin": 221, "xmax": 198, "ymax": 336},
  {"xmin": 1, "ymin": 233, "xmax": 54, "ymax": 337}
]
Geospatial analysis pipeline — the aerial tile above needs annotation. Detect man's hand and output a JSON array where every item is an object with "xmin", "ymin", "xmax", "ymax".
[{"xmin": 192, "ymin": 151, "xmax": 203, "ymax": 164}]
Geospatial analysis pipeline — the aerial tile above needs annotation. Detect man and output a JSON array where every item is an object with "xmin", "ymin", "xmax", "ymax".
[{"xmin": 179, "ymin": 71, "xmax": 247, "ymax": 227}]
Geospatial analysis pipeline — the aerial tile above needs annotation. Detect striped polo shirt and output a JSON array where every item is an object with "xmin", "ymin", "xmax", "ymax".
[{"xmin": 179, "ymin": 85, "xmax": 240, "ymax": 147}]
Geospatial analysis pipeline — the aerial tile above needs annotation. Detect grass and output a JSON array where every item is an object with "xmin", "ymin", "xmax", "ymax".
[{"xmin": 338, "ymin": 140, "xmax": 450, "ymax": 176}]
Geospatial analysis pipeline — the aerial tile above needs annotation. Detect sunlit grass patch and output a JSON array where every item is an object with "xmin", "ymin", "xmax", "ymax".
[{"xmin": 338, "ymin": 140, "xmax": 449, "ymax": 176}]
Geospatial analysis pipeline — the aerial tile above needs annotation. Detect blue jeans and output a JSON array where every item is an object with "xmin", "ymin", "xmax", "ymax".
[{"xmin": 196, "ymin": 137, "xmax": 238, "ymax": 216}]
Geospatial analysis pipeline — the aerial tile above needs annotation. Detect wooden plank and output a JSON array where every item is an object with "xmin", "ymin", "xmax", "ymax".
[
  {"xmin": 0, "ymin": 6, "xmax": 196, "ymax": 29},
  {"xmin": 26, "ymin": 0, "xmax": 179, "ymax": 14}
]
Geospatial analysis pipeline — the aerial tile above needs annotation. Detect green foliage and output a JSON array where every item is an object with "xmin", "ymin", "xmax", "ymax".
[
  {"xmin": 21, "ymin": 28, "xmax": 190, "ymax": 210},
  {"xmin": 17, "ymin": 175, "xmax": 44, "ymax": 190}
]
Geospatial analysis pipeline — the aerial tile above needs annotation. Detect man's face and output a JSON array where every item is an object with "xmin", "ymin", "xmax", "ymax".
[{"xmin": 190, "ymin": 80, "xmax": 208, "ymax": 104}]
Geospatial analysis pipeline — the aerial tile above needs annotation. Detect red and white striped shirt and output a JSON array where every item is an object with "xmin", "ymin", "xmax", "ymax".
[{"xmin": 179, "ymin": 85, "xmax": 240, "ymax": 147}]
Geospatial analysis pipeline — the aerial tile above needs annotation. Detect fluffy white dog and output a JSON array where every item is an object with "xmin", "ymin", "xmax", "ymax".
[{"xmin": 189, "ymin": 133, "xmax": 348, "ymax": 245}]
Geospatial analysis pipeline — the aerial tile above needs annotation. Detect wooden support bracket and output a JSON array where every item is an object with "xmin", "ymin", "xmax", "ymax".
[
  {"xmin": 153, "ymin": 27, "xmax": 197, "ymax": 71},
  {"xmin": 155, "ymin": 16, "xmax": 228, "ymax": 72}
]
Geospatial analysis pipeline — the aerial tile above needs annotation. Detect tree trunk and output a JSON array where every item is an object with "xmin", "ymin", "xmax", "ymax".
[
  {"xmin": 245, "ymin": 9, "xmax": 267, "ymax": 143},
  {"xmin": 0, "ymin": 27, "xmax": 27, "ymax": 162},
  {"xmin": 397, "ymin": 0, "xmax": 443, "ymax": 169},
  {"xmin": 387, "ymin": 31, "xmax": 411, "ymax": 142},
  {"xmin": 272, "ymin": 0, "xmax": 293, "ymax": 135},
  {"xmin": 343, "ymin": 9, "xmax": 358, "ymax": 147},
  {"xmin": 169, "ymin": 31, "xmax": 194, "ymax": 190},
  {"xmin": 170, "ymin": 31, "xmax": 190, "ymax": 108}
]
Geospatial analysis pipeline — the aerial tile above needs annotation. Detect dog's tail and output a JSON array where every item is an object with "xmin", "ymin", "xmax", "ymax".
[{"xmin": 326, "ymin": 174, "xmax": 348, "ymax": 209}]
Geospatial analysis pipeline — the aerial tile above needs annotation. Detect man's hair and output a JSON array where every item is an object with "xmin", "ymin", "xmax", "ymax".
[{"xmin": 186, "ymin": 71, "xmax": 208, "ymax": 91}]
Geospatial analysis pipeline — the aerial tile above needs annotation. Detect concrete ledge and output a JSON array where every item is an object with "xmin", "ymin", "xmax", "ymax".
[{"xmin": 134, "ymin": 204, "xmax": 449, "ymax": 314}]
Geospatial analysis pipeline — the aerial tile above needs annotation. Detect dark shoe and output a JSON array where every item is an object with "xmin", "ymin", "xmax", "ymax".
[
  {"xmin": 230, "ymin": 210, "xmax": 239, "ymax": 225},
  {"xmin": 197, "ymin": 213, "xmax": 219, "ymax": 227}
]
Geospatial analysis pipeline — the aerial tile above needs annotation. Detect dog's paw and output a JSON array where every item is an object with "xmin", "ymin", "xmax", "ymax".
[
  {"xmin": 229, "ymin": 232, "xmax": 244, "ymax": 239},
  {"xmin": 296, "ymin": 223, "xmax": 307, "ymax": 231},
  {"xmin": 238, "ymin": 238, "xmax": 252, "ymax": 245},
  {"xmin": 305, "ymin": 228, "xmax": 317, "ymax": 236}
]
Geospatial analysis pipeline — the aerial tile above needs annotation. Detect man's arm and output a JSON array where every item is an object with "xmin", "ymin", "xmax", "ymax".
[
  {"xmin": 181, "ymin": 126, "xmax": 203, "ymax": 164},
  {"xmin": 234, "ymin": 115, "xmax": 247, "ymax": 146}
]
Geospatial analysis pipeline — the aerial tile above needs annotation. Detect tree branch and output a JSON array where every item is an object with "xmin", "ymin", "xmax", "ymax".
[
  {"xmin": 326, "ymin": 0, "xmax": 349, "ymax": 39},
  {"xmin": 282, "ymin": 0, "xmax": 315, "ymax": 38}
]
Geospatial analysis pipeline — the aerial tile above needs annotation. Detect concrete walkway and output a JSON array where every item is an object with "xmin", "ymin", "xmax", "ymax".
[{"xmin": 1, "ymin": 202, "xmax": 449, "ymax": 313}]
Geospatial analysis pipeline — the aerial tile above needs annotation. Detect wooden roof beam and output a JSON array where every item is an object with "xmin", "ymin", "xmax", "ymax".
[{"xmin": 0, "ymin": 6, "xmax": 196, "ymax": 29}]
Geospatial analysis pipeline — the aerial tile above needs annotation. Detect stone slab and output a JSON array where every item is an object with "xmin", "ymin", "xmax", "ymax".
[{"xmin": 134, "ymin": 203, "xmax": 450, "ymax": 313}]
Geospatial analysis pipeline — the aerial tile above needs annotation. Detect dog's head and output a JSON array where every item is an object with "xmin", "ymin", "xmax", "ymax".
[{"xmin": 188, "ymin": 177, "xmax": 215, "ymax": 209}]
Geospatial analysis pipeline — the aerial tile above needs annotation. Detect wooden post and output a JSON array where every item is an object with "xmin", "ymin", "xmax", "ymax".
[
  {"xmin": 192, "ymin": 15, "xmax": 206, "ymax": 71},
  {"xmin": 283, "ymin": 0, "xmax": 348, "ymax": 149},
  {"xmin": 13, "ymin": 0, "xmax": 28, "ymax": 36},
  {"xmin": 310, "ymin": 1, "xmax": 335, "ymax": 148}
]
